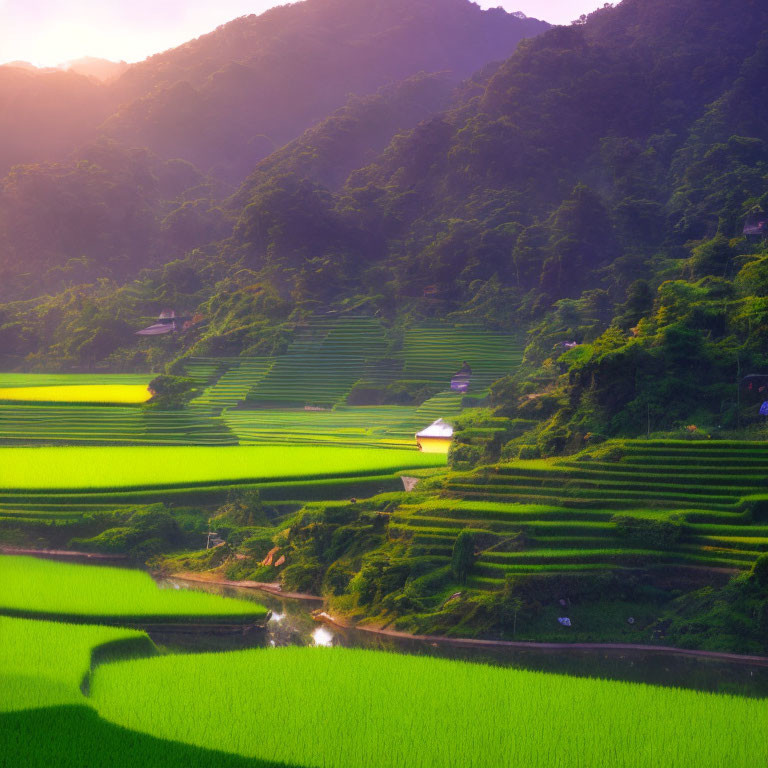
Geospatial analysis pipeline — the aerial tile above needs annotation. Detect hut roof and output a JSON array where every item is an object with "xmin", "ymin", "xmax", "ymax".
[{"xmin": 416, "ymin": 418, "xmax": 454, "ymax": 439}]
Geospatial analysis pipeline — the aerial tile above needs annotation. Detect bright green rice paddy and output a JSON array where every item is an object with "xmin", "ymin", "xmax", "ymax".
[
  {"xmin": 0, "ymin": 556, "xmax": 268, "ymax": 624},
  {"xmin": 0, "ymin": 615, "xmax": 149, "ymax": 712},
  {"xmin": 91, "ymin": 646, "xmax": 768, "ymax": 768},
  {"xmin": 0, "ymin": 445, "xmax": 445, "ymax": 490}
]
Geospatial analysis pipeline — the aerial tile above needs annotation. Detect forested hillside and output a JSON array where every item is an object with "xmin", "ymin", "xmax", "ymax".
[
  {"xmin": 0, "ymin": 0, "xmax": 546, "ymax": 300},
  {"xmin": 3, "ymin": 0, "xmax": 768, "ymax": 444}
]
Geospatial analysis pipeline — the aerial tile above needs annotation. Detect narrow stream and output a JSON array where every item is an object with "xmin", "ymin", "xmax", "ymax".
[{"xmin": 156, "ymin": 576, "xmax": 768, "ymax": 699}]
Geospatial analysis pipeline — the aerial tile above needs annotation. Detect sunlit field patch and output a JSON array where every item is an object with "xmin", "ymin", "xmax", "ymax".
[
  {"xmin": 0, "ymin": 385, "xmax": 151, "ymax": 404},
  {"xmin": 0, "ymin": 445, "xmax": 445, "ymax": 490},
  {"xmin": 91, "ymin": 646, "xmax": 768, "ymax": 768},
  {"xmin": 0, "ymin": 556, "xmax": 268, "ymax": 624}
]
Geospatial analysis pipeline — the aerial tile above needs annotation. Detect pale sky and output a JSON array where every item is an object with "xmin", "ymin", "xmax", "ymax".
[{"xmin": 0, "ymin": 0, "xmax": 608, "ymax": 69}]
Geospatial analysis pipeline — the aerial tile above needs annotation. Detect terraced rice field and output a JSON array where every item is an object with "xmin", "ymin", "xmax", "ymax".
[
  {"xmin": 392, "ymin": 440, "xmax": 768, "ymax": 582},
  {"xmin": 0, "ymin": 403, "xmax": 237, "ymax": 446},
  {"xmin": 90, "ymin": 646, "xmax": 767, "ymax": 768},
  {"xmin": 224, "ymin": 390, "xmax": 464, "ymax": 450},
  {"xmin": 0, "ymin": 319, "xmax": 522, "ymax": 449},
  {"xmin": 0, "ymin": 556, "xmax": 268, "ymax": 625},
  {"xmin": 0, "ymin": 616, "xmax": 257, "ymax": 767},
  {"xmin": 0, "ymin": 445, "xmax": 445, "ymax": 525},
  {"xmin": 226, "ymin": 406, "xmax": 419, "ymax": 447},
  {"xmin": 0, "ymin": 446, "xmax": 444, "ymax": 491},
  {"xmin": 247, "ymin": 317, "xmax": 389, "ymax": 407},
  {"xmin": 185, "ymin": 357, "xmax": 274, "ymax": 413},
  {"xmin": 402, "ymin": 325, "xmax": 524, "ymax": 392},
  {"xmin": 0, "ymin": 374, "xmax": 152, "ymax": 388}
]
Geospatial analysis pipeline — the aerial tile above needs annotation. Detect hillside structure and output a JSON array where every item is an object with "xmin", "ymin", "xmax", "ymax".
[{"xmin": 416, "ymin": 418, "xmax": 453, "ymax": 453}]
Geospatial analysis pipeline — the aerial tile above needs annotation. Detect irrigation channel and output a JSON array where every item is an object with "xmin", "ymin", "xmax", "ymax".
[{"xmin": 156, "ymin": 575, "xmax": 768, "ymax": 699}]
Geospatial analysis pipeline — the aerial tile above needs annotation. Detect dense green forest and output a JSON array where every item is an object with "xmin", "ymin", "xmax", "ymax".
[{"xmin": 3, "ymin": 0, "xmax": 768, "ymax": 445}]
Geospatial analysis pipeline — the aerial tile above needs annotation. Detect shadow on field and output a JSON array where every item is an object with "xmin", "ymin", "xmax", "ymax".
[{"xmin": 0, "ymin": 705, "xmax": 297, "ymax": 768}]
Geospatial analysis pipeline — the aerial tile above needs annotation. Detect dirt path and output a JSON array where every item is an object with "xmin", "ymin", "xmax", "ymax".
[
  {"xmin": 316, "ymin": 612, "xmax": 768, "ymax": 667},
  {"xmin": 0, "ymin": 545, "xmax": 127, "ymax": 561},
  {"xmin": 170, "ymin": 572, "xmax": 321, "ymax": 602}
]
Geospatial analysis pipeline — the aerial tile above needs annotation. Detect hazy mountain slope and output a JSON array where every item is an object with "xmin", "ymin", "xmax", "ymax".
[
  {"xmin": 238, "ymin": 72, "xmax": 456, "ymax": 193},
  {"xmin": 64, "ymin": 58, "xmax": 130, "ymax": 83},
  {"xmin": 0, "ymin": 140, "xmax": 224, "ymax": 299},
  {"xmin": 100, "ymin": 0, "xmax": 548, "ymax": 183},
  {"xmin": 0, "ymin": 66, "xmax": 112, "ymax": 175}
]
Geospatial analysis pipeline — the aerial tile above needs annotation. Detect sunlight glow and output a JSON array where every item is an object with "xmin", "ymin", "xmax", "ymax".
[
  {"xmin": 311, "ymin": 626, "xmax": 335, "ymax": 647},
  {"xmin": 1, "ymin": 1, "xmax": 607, "ymax": 70}
]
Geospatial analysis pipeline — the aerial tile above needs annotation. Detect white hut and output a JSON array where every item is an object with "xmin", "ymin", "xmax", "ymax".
[{"xmin": 415, "ymin": 418, "xmax": 453, "ymax": 454}]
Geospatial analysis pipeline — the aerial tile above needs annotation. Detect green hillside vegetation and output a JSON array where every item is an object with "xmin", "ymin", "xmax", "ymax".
[{"xmin": 0, "ymin": 0, "xmax": 547, "ymax": 301}]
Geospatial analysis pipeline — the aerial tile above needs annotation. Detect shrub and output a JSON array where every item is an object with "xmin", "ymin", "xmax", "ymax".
[
  {"xmin": 145, "ymin": 375, "xmax": 198, "ymax": 409},
  {"xmin": 240, "ymin": 532, "xmax": 276, "ymax": 560},
  {"xmin": 741, "ymin": 496, "xmax": 768, "ymax": 522},
  {"xmin": 214, "ymin": 490, "xmax": 269, "ymax": 527},
  {"xmin": 281, "ymin": 558, "xmax": 324, "ymax": 594},
  {"xmin": 323, "ymin": 562, "xmax": 356, "ymax": 596},
  {"xmin": 451, "ymin": 530, "xmax": 475, "ymax": 584},
  {"xmin": 517, "ymin": 445, "xmax": 541, "ymax": 460},
  {"xmin": 577, "ymin": 443, "xmax": 625, "ymax": 462},
  {"xmin": 71, "ymin": 505, "xmax": 182, "ymax": 557},
  {"xmin": 384, "ymin": 380, "xmax": 441, "ymax": 405},
  {"xmin": 611, "ymin": 514, "xmax": 683, "ymax": 549}
]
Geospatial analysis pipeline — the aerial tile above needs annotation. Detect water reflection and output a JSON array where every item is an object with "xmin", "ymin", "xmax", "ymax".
[
  {"xmin": 156, "ymin": 576, "xmax": 768, "ymax": 698},
  {"xmin": 312, "ymin": 626, "xmax": 334, "ymax": 647}
]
